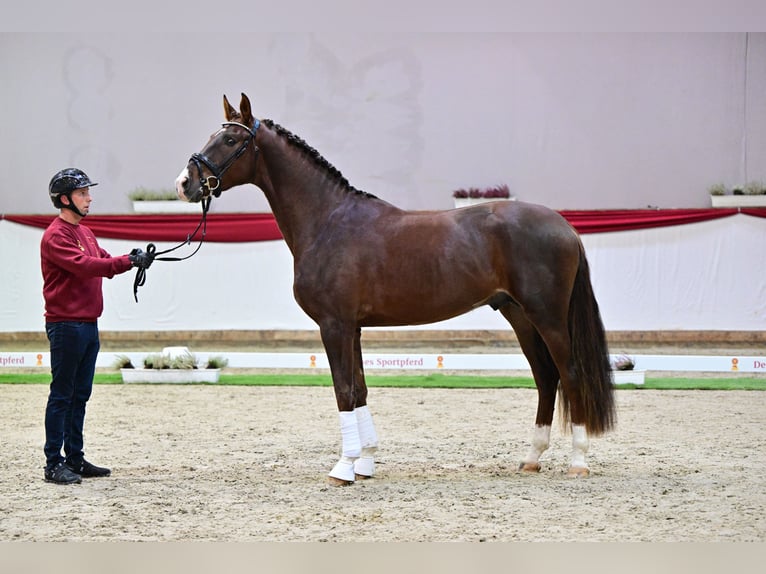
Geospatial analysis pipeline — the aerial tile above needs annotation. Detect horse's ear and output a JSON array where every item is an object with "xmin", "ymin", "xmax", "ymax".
[
  {"xmin": 223, "ymin": 95, "xmax": 237, "ymax": 121},
  {"xmin": 239, "ymin": 93, "xmax": 254, "ymax": 127}
]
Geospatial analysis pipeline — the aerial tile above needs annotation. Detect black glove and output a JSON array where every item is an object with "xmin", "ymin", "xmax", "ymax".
[{"xmin": 129, "ymin": 248, "xmax": 155, "ymax": 270}]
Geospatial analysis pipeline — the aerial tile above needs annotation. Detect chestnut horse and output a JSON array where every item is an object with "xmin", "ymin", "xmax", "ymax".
[{"xmin": 176, "ymin": 93, "xmax": 615, "ymax": 484}]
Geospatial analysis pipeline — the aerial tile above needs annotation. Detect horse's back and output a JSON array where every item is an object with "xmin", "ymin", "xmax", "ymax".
[
  {"xmin": 368, "ymin": 200, "xmax": 581, "ymax": 270},
  {"xmin": 471, "ymin": 199, "xmax": 572, "ymax": 230},
  {"xmin": 444, "ymin": 200, "xmax": 580, "ymax": 253},
  {"xmin": 391, "ymin": 200, "xmax": 573, "ymax": 235}
]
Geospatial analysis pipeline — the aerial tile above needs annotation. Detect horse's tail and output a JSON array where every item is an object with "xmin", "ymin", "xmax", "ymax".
[{"xmin": 559, "ymin": 242, "xmax": 616, "ymax": 436}]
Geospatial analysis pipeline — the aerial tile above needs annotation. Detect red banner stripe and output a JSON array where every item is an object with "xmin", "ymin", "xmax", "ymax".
[{"xmin": 3, "ymin": 208, "xmax": 764, "ymax": 242}]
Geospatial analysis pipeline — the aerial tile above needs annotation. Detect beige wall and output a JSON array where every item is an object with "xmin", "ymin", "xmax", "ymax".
[{"xmin": 2, "ymin": 33, "xmax": 764, "ymax": 215}]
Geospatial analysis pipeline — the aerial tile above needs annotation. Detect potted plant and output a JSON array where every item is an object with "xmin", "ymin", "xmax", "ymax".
[
  {"xmin": 709, "ymin": 181, "xmax": 766, "ymax": 207},
  {"xmin": 745, "ymin": 180, "xmax": 766, "ymax": 196},
  {"xmin": 611, "ymin": 354, "xmax": 645, "ymax": 385},
  {"xmin": 453, "ymin": 184, "xmax": 514, "ymax": 208},
  {"xmin": 117, "ymin": 347, "xmax": 228, "ymax": 383},
  {"xmin": 129, "ymin": 187, "xmax": 203, "ymax": 213}
]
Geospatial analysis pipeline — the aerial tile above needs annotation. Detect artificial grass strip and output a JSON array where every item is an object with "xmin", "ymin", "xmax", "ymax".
[{"xmin": 0, "ymin": 372, "xmax": 763, "ymax": 390}]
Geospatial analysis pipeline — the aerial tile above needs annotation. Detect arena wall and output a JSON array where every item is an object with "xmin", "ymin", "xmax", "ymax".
[
  {"xmin": 2, "ymin": 34, "xmax": 764, "ymax": 341},
  {"xmin": 1, "ymin": 33, "xmax": 765, "ymax": 214},
  {"xmin": 1, "ymin": 213, "xmax": 764, "ymax": 337}
]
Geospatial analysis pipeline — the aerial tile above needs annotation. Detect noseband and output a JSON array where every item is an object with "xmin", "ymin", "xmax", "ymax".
[{"xmin": 189, "ymin": 119, "xmax": 261, "ymax": 197}]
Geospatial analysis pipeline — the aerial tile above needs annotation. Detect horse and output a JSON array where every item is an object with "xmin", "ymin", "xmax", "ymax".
[{"xmin": 175, "ymin": 93, "xmax": 616, "ymax": 485}]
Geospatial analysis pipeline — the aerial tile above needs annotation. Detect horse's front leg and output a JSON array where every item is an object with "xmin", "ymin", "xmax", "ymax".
[
  {"xmin": 321, "ymin": 322, "xmax": 364, "ymax": 486},
  {"xmin": 351, "ymin": 328, "xmax": 378, "ymax": 480}
]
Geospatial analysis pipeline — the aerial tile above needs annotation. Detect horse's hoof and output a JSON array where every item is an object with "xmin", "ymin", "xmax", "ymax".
[
  {"xmin": 327, "ymin": 476, "xmax": 354, "ymax": 487},
  {"xmin": 566, "ymin": 466, "xmax": 590, "ymax": 478},
  {"xmin": 354, "ymin": 473, "xmax": 373, "ymax": 481},
  {"xmin": 518, "ymin": 462, "xmax": 541, "ymax": 473}
]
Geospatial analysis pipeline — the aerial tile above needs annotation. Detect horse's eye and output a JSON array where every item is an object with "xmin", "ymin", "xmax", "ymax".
[{"xmin": 224, "ymin": 136, "xmax": 236, "ymax": 146}]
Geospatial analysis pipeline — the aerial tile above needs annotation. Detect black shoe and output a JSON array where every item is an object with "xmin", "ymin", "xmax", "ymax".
[
  {"xmin": 66, "ymin": 459, "xmax": 111, "ymax": 478},
  {"xmin": 45, "ymin": 462, "xmax": 82, "ymax": 484}
]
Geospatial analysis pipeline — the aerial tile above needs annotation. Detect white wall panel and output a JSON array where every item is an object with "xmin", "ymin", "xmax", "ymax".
[{"xmin": 2, "ymin": 214, "xmax": 764, "ymax": 333}]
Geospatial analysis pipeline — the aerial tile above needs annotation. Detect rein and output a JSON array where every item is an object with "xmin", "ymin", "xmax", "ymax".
[
  {"xmin": 132, "ymin": 119, "xmax": 261, "ymax": 302},
  {"xmin": 132, "ymin": 196, "xmax": 211, "ymax": 302}
]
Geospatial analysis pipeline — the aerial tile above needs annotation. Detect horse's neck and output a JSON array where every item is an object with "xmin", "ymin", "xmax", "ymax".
[{"xmin": 256, "ymin": 129, "xmax": 349, "ymax": 253}]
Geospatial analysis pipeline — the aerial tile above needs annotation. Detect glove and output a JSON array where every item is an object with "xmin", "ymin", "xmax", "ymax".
[{"xmin": 129, "ymin": 248, "xmax": 155, "ymax": 270}]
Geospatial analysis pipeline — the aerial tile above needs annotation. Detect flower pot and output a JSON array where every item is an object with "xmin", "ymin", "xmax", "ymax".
[
  {"xmin": 454, "ymin": 197, "xmax": 514, "ymax": 208},
  {"xmin": 132, "ymin": 200, "xmax": 204, "ymax": 214},
  {"xmin": 120, "ymin": 368, "xmax": 220, "ymax": 384},
  {"xmin": 612, "ymin": 370, "xmax": 645, "ymax": 385},
  {"xmin": 710, "ymin": 195, "xmax": 766, "ymax": 208}
]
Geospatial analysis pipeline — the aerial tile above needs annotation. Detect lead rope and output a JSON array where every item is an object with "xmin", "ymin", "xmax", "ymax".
[{"xmin": 132, "ymin": 196, "xmax": 211, "ymax": 302}]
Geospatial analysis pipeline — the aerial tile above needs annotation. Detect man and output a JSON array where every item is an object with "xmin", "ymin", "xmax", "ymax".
[{"xmin": 41, "ymin": 168, "xmax": 154, "ymax": 485}]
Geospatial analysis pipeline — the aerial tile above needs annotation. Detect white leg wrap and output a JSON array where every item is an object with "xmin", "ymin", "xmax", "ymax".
[
  {"xmin": 523, "ymin": 425, "xmax": 551, "ymax": 465},
  {"xmin": 328, "ymin": 411, "xmax": 361, "ymax": 482},
  {"xmin": 353, "ymin": 406, "xmax": 378, "ymax": 477},
  {"xmin": 338, "ymin": 410, "xmax": 361, "ymax": 458},
  {"xmin": 570, "ymin": 424, "xmax": 590, "ymax": 470},
  {"xmin": 354, "ymin": 405, "xmax": 378, "ymax": 449}
]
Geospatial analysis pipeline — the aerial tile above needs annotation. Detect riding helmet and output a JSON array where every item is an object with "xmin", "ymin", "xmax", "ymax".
[{"xmin": 48, "ymin": 168, "xmax": 98, "ymax": 207}]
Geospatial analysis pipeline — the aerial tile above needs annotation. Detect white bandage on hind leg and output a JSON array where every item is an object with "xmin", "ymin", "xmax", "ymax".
[{"xmin": 353, "ymin": 405, "xmax": 378, "ymax": 477}]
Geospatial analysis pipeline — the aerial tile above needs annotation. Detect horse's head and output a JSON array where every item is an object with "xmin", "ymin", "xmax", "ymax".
[{"xmin": 175, "ymin": 93, "xmax": 260, "ymax": 203}]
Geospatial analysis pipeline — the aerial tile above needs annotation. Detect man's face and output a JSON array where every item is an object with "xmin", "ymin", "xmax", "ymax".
[{"xmin": 65, "ymin": 187, "xmax": 93, "ymax": 215}]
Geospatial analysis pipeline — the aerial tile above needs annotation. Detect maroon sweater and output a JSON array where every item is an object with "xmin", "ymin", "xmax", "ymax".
[{"xmin": 41, "ymin": 217, "xmax": 133, "ymax": 322}]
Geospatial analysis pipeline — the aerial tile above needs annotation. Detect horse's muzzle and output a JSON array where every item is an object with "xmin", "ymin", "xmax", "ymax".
[
  {"xmin": 175, "ymin": 168, "xmax": 194, "ymax": 202},
  {"xmin": 176, "ymin": 166, "xmax": 217, "ymax": 203}
]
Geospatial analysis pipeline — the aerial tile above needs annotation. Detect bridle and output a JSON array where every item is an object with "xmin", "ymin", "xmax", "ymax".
[
  {"xmin": 132, "ymin": 119, "xmax": 261, "ymax": 302},
  {"xmin": 189, "ymin": 119, "xmax": 261, "ymax": 198}
]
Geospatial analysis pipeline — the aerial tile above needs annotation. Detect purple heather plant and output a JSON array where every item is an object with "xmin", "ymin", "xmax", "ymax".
[{"xmin": 452, "ymin": 184, "xmax": 511, "ymax": 199}]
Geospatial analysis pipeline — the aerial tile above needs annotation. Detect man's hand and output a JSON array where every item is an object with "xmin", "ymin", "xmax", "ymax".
[{"xmin": 129, "ymin": 248, "xmax": 155, "ymax": 270}]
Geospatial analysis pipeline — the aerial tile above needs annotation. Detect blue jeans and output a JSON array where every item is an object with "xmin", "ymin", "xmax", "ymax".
[{"xmin": 44, "ymin": 321, "xmax": 100, "ymax": 470}]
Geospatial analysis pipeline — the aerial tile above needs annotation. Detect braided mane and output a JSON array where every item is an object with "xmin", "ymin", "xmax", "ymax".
[{"xmin": 262, "ymin": 119, "xmax": 377, "ymax": 199}]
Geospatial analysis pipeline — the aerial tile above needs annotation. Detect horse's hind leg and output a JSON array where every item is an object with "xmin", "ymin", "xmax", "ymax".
[
  {"xmin": 526, "ymin": 314, "xmax": 592, "ymax": 478},
  {"xmin": 500, "ymin": 306, "xmax": 559, "ymax": 473},
  {"xmin": 352, "ymin": 328, "xmax": 378, "ymax": 480}
]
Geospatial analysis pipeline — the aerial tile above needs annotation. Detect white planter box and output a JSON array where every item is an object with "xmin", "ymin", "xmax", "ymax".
[
  {"xmin": 132, "ymin": 200, "xmax": 204, "ymax": 214},
  {"xmin": 120, "ymin": 368, "xmax": 220, "ymax": 384},
  {"xmin": 612, "ymin": 370, "xmax": 645, "ymax": 385},
  {"xmin": 710, "ymin": 195, "xmax": 766, "ymax": 208},
  {"xmin": 453, "ymin": 198, "xmax": 514, "ymax": 208}
]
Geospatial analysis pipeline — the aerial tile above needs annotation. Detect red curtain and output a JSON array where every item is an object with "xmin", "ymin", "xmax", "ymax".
[
  {"xmin": 559, "ymin": 208, "xmax": 766, "ymax": 233},
  {"xmin": 1, "ymin": 213, "xmax": 283, "ymax": 243},
  {"xmin": 3, "ymin": 208, "xmax": 765, "ymax": 242}
]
